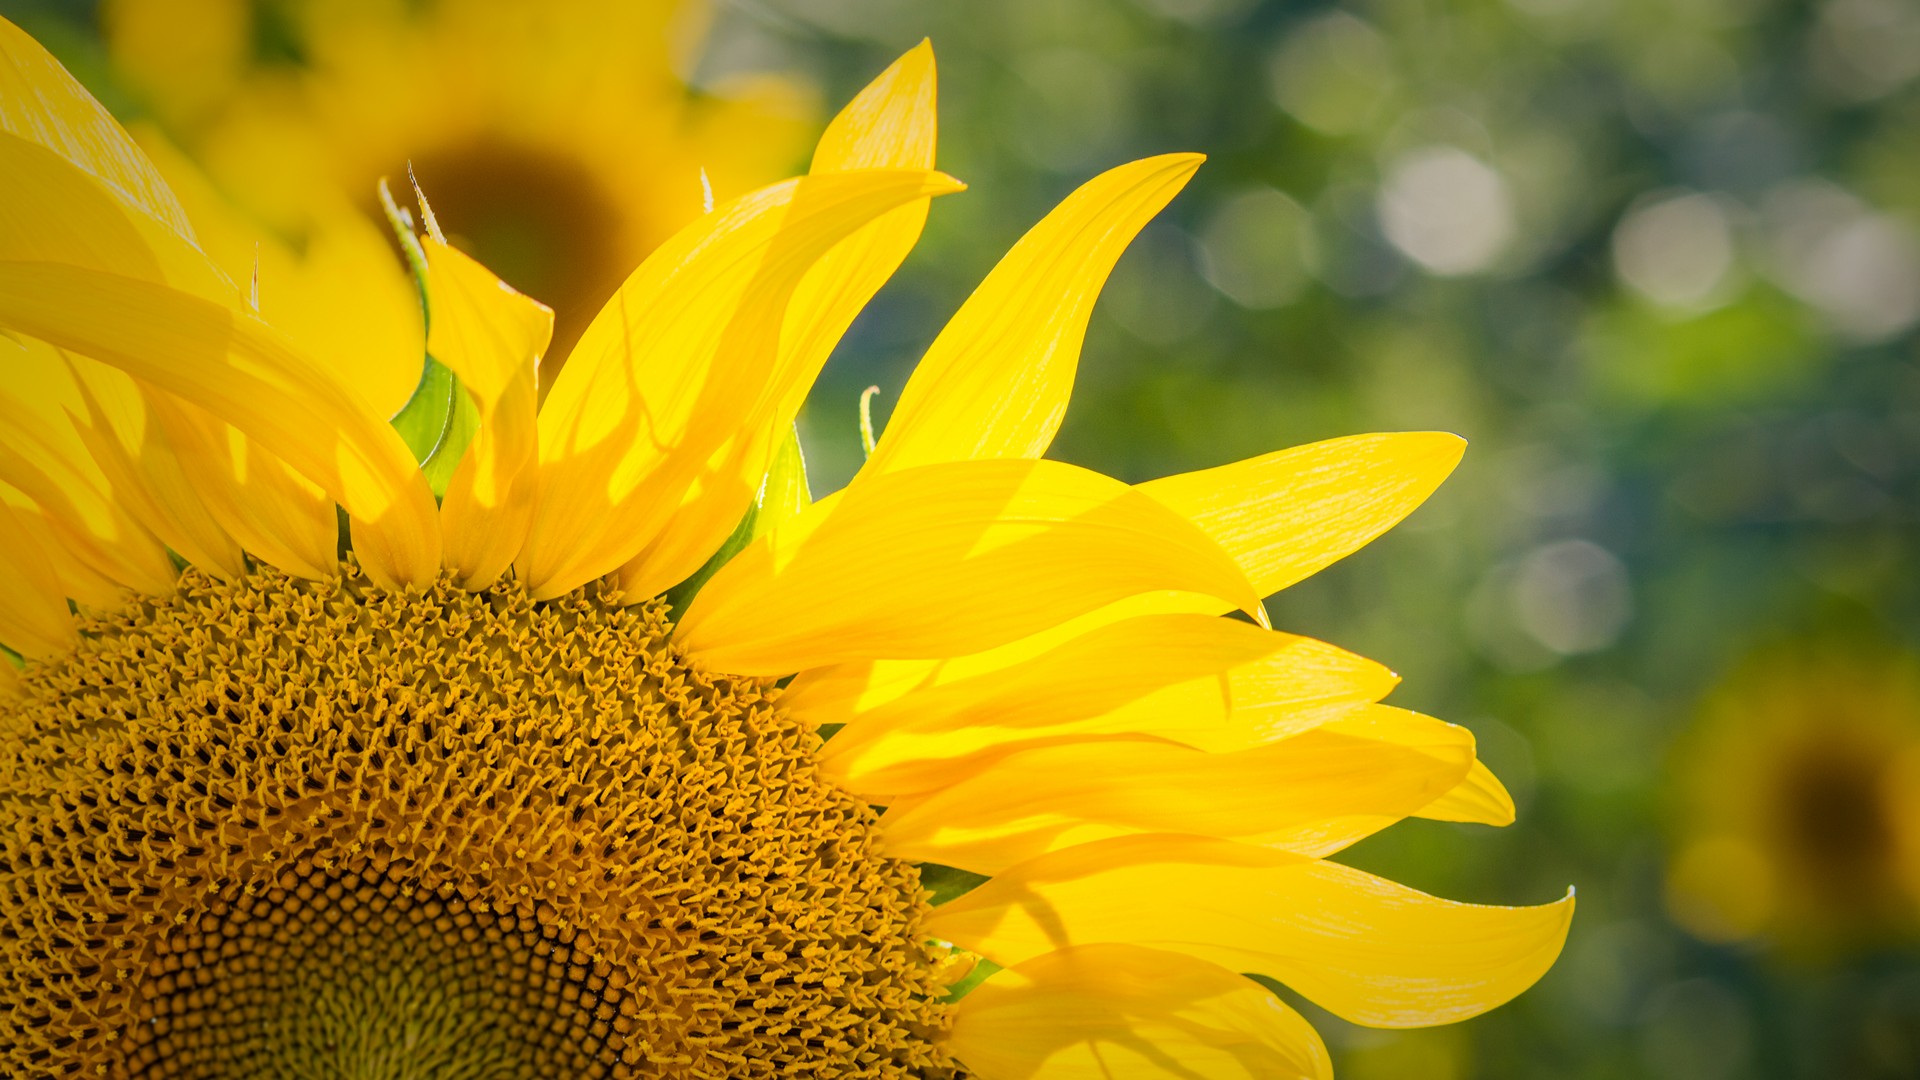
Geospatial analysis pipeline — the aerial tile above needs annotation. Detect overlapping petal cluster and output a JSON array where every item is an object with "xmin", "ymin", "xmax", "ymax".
[{"xmin": 0, "ymin": 19, "xmax": 1569, "ymax": 1076}]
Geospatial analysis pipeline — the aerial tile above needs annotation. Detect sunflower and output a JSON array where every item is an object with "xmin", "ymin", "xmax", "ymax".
[
  {"xmin": 98, "ymin": 0, "xmax": 811, "ymax": 366},
  {"xmin": 1668, "ymin": 644, "xmax": 1920, "ymax": 952},
  {"xmin": 0, "ymin": 20, "xmax": 1572, "ymax": 1078}
]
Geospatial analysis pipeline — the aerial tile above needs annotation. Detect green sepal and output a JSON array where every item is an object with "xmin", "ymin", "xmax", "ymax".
[
  {"xmin": 918, "ymin": 862, "xmax": 990, "ymax": 906},
  {"xmin": 665, "ymin": 424, "xmax": 813, "ymax": 618},
  {"xmin": 752, "ymin": 423, "xmax": 813, "ymax": 540},
  {"xmin": 942, "ymin": 957, "xmax": 1001, "ymax": 1003},
  {"xmin": 0, "ymin": 642, "xmax": 23, "ymax": 670},
  {"xmin": 664, "ymin": 500, "xmax": 756, "ymax": 622},
  {"xmin": 420, "ymin": 382, "xmax": 479, "ymax": 498},
  {"xmin": 390, "ymin": 357, "xmax": 455, "ymax": 463},
  {"xmin": 376, "ymin": 177, "xmax": 432, "ymax": 335},
  {"xmin": 388, "ymin": 358, "xmax": 479, "ymax": 499}
]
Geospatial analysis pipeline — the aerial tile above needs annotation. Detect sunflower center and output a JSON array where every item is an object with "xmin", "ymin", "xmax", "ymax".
[
  {"xmin": 127, "ymin": 863, "xmax": 617, "ymax": 1075},
  {"xmin": 402, "ymin": 140, "xmax": 630, "ymax": 363},
  {"xmin": 1776, "ymin": 745, "xmax": 1897, "ymax": 894},
  {"xmin": 0, "ymin": 567, "xmax": 955, "ymax": 1078}
]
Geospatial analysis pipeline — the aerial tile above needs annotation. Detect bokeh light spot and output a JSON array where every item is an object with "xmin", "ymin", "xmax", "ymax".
[
  {"xmin": 1379, "ymin": 147, "xmax": 1515, "ymax": 276},
  {"xmin": 1612, "ymin": 192, "xmax": 1740, "ymax": 309}
]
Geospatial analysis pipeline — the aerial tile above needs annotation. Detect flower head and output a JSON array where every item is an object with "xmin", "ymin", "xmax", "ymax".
[
  {"xmin": 1668, "ymin": 644, "xmax": 1920, "ymax": 952},
  {"xmin": 0, "ymin": 19, "xmax": 1570, "ymax": 1076}
]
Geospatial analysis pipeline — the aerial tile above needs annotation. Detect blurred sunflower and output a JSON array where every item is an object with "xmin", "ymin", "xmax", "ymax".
[
  {"xmin": 1668, "ymin": 644, "xmax": 1920, "ymax": 952},
  {"xmin": 0, "ymin": 19, "xmax": 1572, "ymax": 1078},
  {"xmin": 98, "ymin": 0, "xmax": 810, "ymax": 366}
]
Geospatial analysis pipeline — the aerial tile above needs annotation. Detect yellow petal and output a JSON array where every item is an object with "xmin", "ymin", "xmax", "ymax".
[
  {"xmin": 423, "ymin": 238, "xmax": 552, "ymax": 589},
  {"xmin": 1139, "ymin": 432, "xmax": 1466, "ymax": 597},
  {"xmin": 0, "ymin": 111, "xmax": 231, "ymax": 311},
  {"xmin": 881, "ymin": 706, "xmax": 1474, "ymax": 873},
  {"xmin": 1417, "ymin": 758, "xmax": 1517, "ymax": 827},
  {"xmin": 0, "ymin": 262, "xmax": 439, "ymax": 586},
  {"xmin": 0, "ymin": 15, "xmax": 195, "ymax": 241},
  {"xmin": 0, "ymin": 338, "xmax": 175, "ymax": 599},
  {"xmin": 0, "ymin": 131, "xmax": 165, "ymax": 280},
  {"xmin": 64, "ymin": 354, "xmax": 247, "ymax": 579},
  {"xmin": 926, "ymin": 834, "xmax": 1574, "ymax": 1029},
  {"xmin": 0, "ymin": 127, "xmax": 353, "ymax": 582},
  {"xmin": 0, "ymin": 496, "xmax": 76, "ymax": 659},
  {"xmin": 0, "ymin": 482, "xmax": 120, "ymax": 610},
  {"xmin": 783, "ymin": 591, "xmax": 1233, "ymax": 730},
  {"xmin": 143, "ymin": 390, "xmax": 339, "ymax": 580},
  {"xmin": 519, "ymin": 167, "xmax": 964, "ymax": 599},
  {"xmin": 863, "ymin": 154, "xmax": 1201, "ymax": 476},
  {"xmin": 612, "ymin": 43, "xmax": 940, "ymax": 600},
  {"xmin": 950, "ymin": 944, "xmax": 1331, "ymax": 1080},
  {"xmin": 676, "ymin": 459, "xmax": 1265, "ymax": 676},
  {"xmin": 811, "ymin": 41, "xmax": 939, "ymax": 174},
  {"xmin": 810, "ymin": 613, "xmax": 1396, "ymax": 799}
]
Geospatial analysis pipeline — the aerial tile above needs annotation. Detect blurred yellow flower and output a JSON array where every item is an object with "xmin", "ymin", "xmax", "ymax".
[
  {"xmin": 0, "ymin": 19, "xmax": 1571, "ymax": 1076},
  {"xmin": 1668, "ymin": 645, "xmax": 1920, "ymax": 951},
  {"xmin": 100, "ymin": 0, "xmax": 812, "ymax": 365}
]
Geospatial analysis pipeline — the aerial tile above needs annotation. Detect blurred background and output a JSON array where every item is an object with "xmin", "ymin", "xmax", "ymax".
[{"xmin": 8, "ymin": 0, "xmax": 1920, "ymax": 1074}]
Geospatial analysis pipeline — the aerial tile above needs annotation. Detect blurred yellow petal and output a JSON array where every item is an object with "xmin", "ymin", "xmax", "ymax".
[
  {"xmin": 520, "ymin": 167, "xmax": 963, "ymax": 599},
  {"xmin": 613, "ymin": 42, "xmax": 939, "ymax": 599},
  {"xmin": 0, "ymin": 497, "xmax": 76, "ymax": 659},
  {"xmin": 881, "ymin": 705, "xmax": 1474, "ymax": 872},
  {"xmin": 865, "ymin": 153, "xmax": 1202, "ymax": 476},
  {"xmin": 811, "ymin": 613, "xmax": 1396, "ymax": 799},
  {"xmin": 950, "ymin": 944, "xmax": 1331, "ymax": 1080},
  {"xmin": 0, "ymin": 262, "xmax": 438, "ymax": 586},
  {"xmin": 927, "ymin": 834, "xmax": 1574, "ymax": 1029},
  {"xmin": 64, "ymin": 355, "xmax": 247, "ymax": 579},
  {"xmin": 1417, "ymin": 758, "xmax": 1518, "ymax": 827},
  {"xmin": 101, "ymin": 0, "xmax": 249, "ymax": 128},
  {"xmin": 1139, "ymin": 432, "xmax": 1466, "ymax": 597},
  {"xmin": 424, "ymin": 238, "xmax": 551, "ymax": 588},
  {"xmin": 0, "ymin": 15, "xmax": 194, "ymax": 241},
  {"xmin": 676, "ymin": 459, "xmax": 1265, "ymax": 676}
]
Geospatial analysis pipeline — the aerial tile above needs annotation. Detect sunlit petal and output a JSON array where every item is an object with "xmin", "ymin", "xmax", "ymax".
[
  {"xmin": 928, "ymin": 834, "xmax": 1575, "ymax": 1028},
  {"xmin": 1139, "ymin": 432, "xmax": 1466, "ymax": 597},
  {"xmin": 950, "ymin": 944, "xmax": 1331, "ymax": 1080},
  {"xmin": 864, "ymin": 153, "xmax": 1202, "ymax": 476},
  {"xmin": 520, "ymin": 167, "xmax": 963, "ymax": 599},
  {"xmin": 881, "ymin": 706, "xmax": 1475, "ymax": 872},
  {"xmin": 810, "ymin": 613, "xmax": 1395, "ymax": 799},
  {"xmin": 423, "ymin": 238, "xmax": 551, "ymax": 589},
  {"xmin": 614, "ymin": 42, "xmax": 940, "ymax": 599},
  {"xmin": 0, "ymin": 262, "xmax": 439, "ymax": 586},
  {"xmin": 676, "ymin": 459, "xmax": 1265, "ymax": 675}
]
